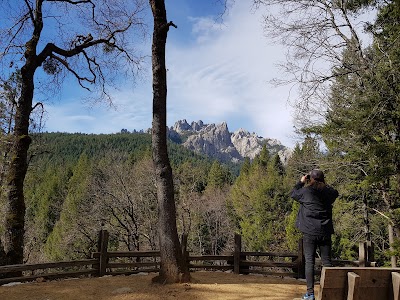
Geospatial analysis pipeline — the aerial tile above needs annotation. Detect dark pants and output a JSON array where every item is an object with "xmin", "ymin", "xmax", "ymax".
[{"xmin": 303, "ymin": 233, "xmax": 332, "ymax": 294}]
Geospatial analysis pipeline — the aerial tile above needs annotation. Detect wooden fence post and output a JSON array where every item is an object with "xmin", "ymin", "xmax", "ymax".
[
  {"xmin": 392, "ymin": 272, "xmax": 400, "ymax": 300},
  {"xmin": 359, "ymin": 242, "xmax": 366, "ymax": 267},
  {"xmin": 359, "ymin": 241, "xmax": 375, "ymax": 267},
  {"xmin": 347, "ymin": 272, "xmax": 360, "ymax": 300},
  {"xmin": 297, "ymin": 238, "xmax": 305, "ymax": 279},
  {"xmin": 98, "ymin": 230, "xmax": 109, "ymax": 277},
  {"xmin": 181, "ymin": 233, "xmax": 189, "ymax": 271},
  {"xmin": 234, "ymin": 234, "xmax": 241, "ymax": 274},
  {"xmin": 366, "ymin": 241, "xmax": 374, "ymax": 266}
]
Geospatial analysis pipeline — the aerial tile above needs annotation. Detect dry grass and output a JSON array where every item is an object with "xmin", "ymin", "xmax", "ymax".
[{"xmin": 0, "ymin": 271, "xmax": 315, "ymax": 300}]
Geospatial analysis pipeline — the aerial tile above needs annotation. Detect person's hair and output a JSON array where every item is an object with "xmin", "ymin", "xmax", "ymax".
[
  {"xmin": 310, "ymin": 179, "xmax": 326, "ymax": 190},
  {"xmin": 310, "ymin": 169, "xmax": 325, "ymax": 183}
]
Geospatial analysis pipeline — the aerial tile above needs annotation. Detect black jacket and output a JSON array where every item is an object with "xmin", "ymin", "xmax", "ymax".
[{"xmin": 291, "ymin": 181, "xmax": 339, "ymax": 236}]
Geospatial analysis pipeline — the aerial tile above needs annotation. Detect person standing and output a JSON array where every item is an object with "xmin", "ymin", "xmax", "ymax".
[{"xmin": 291, "ymin": 169, "xmax": 339, "ymax": 300}]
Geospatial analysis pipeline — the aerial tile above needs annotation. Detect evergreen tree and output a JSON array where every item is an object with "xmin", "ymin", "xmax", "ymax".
[
  {"xmin": 24, "ymin": 166, "xmax": 70, "ymax": 262},
  {"xmin": 207, "ymin": 160, "xmax": 232, "ymax": 189},
  {"xmin": 240, "ymin": 157, "xmax": 251, "ymax": 176},
  {"xmin": 45, "ymin": 153, "xmax": 95, "ymax": 260},
  {"xmin": 230, "ymin": 148, "xmax": 290, "ymax": 251},
  {"xmin": 252, "ymin": 145, "xmax": 270, "ymax": 168},
  {"xmin": 308, "ymin": 0, "xmax": 400, "ymax": 265}
]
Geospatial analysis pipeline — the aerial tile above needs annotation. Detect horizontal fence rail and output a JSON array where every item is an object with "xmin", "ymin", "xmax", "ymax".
[
  {"xmin": 94, "ymin": 249, "xmax": 161, "ymax": 276},
  {"xmin": 0, "ymin": 231, "xmax": 369, "ymax": 285},
  {"xmin": 0, "ymin": 259, "xmax": 98, "ymax": 285},
  {"xmin": 233, "ymin": 236, "xmax": 303, "ymax": 278},
  {"xmin": 188, "ymin": 254, "xmax": 234, "ymax": 271}
]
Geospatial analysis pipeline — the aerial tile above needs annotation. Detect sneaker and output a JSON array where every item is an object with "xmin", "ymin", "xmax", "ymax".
[{"xmin": 301, "ymin": 293, "xmax": 315, "ymax": 300}]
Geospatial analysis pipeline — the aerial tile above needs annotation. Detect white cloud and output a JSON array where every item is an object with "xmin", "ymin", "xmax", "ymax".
[
  {"xmin": 44, "ymin": 0, "xmax": 297, "ymax": 147},
  {"xmin": 166, "ymin": 0, "xmax": 296, "ymax": 146},
  {"xmin": 189, "ymin": 16, "xmax": 225, "ymax": 44}
]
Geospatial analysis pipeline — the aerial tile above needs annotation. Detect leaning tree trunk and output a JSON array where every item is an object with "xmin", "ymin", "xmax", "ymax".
[
  {"xmin": 149, "ymin": 0, "xmax": 190, "ymax": 283},
  {"xmin": 3, "ymin": 76, "xmax": 32, "ymax": 266},
  {"xmin": 1, "ymin": 33, "xmax": 40, "ymax": 269}
]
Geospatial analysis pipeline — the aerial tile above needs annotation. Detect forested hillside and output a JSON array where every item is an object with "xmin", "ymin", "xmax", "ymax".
[
  {"xmin": 18, "ymin": 132, "xmax": 235, "ymax": 262},
  {"xmin": 0, "ymin": 130, "xmax": 394, "ymax": 267},
  {"xmin": 28, "ymin": 132, "xmax": 214, "ymax": 169},
  {"xmin": 0, "ymin": 131, "xmax": 388, "ymax": 266},
  {"xmin": 1, "ymin": 0, "xmax": 399, "ymax": 270}
]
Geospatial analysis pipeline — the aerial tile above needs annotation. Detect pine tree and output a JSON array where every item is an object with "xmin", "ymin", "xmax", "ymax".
[
  {"xmin": 45, "ymin": 153, "xmax": 94, "ymax": 260},
  {"xmin": 207, "ymin": 160, "xmax": 232, "ymax": 189},
  {"xmin": 309, "ymin": 0, "xmax": 400, "ymax": 265},
  {"xmin": 230, "ymin": 148, "xmax": 290, "ymax": 251}
]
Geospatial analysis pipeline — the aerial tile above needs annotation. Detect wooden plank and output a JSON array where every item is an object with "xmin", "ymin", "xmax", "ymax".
[
  {"xmin": 392, "ymin": 272, "xmax": 400, "ymax": 300},
  {"xmin": 234, "ymin": 234, "xmax": 241, "ymax": 274},
  {"xmin": 347, "ymin": 272, "xmax": 360, "ymax": 300},
  {"xmin": 188, "ymin": 255, "xmax": 232, "ymax": 261},
  {"xmin": 0, "ymin": 269, "xmax": 97, "ymax": 285},
  {"xmin": 318, "ymin": 268, "xmax": 345, "ymax": 300},
  {"xmin": 107, "ymin": 262, "xmax": 160, "ymax": 268},
  {"xmin": 359, "ymin": 242, "xmax": 366, "ymax": 267},
  {"xmin": 240, "ymin": 260, "xmax": 297, "ymax": 268},
  {"xmin": 107, "ymin": 268, "xmax": 160, "ymax": 276},
  {"xmin": 181, "ymin": 234, "xmax": 189, "ymax": 273},
  {"xmin": 241, "ymin": 251, "xmax": 298, "ymax": 258},
  {"xmin": 98, "ymin": 230, "xmax": 109, "ymax": 277},
  {"xmin": 318, "ymin": 267, "xmax": 400, "ymax": 300},
  {"xmin": 333, "ymin": 260, "xmax": 360, "ymax": 267},
  {"xmin": 322, "ymin": 268, "xmax": 400, "ymax": 287},
  {"xmin": 188, "ymin": 264, "xmax": 233, "ymax": 271},
  {"xmin": 106, "ymin": 251, "xmax": 160, "ymax": 258},
  {"xmin": 0, "ymin": 259, "xmax": 98, "ymax": 274}
]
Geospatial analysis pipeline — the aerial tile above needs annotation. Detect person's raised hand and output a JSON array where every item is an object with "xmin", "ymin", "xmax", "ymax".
[{"xmin": 300, "ymin": 175, "xmax": 308, "ymax": 183}]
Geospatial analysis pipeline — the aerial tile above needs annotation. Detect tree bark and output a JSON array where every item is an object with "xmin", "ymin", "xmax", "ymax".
[
  {"xmin": 1, "ymin": 13, "xmax": 42, "ymax": 267},
  {"xmin": 3, "ymin": 75, "xmax": 32, "ymax": 266},
  {"xmin": 1, "ymin": 0, "xmax": 142, "ymax": 269},
  {"xmin": 149, "ymin": 0, "xmax": 190, "ymax": 283}
]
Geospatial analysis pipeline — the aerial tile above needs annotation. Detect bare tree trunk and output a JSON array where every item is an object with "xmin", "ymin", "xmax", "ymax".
[
  {"xmin": 1, "ymin": 24, "xmax": 39, "ymax": 268},
  {"xmin": 149, "ymin": 0, "xmax": 190, "ymax": 283},
  {"xmin": 1, "ymin": 0, "xmax": 144, "ymax": 269}
]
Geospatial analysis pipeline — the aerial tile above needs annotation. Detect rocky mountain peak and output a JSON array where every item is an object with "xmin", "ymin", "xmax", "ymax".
[
  {"xmin": 173, "ymin": 119, "xmax": 192, "ymax": 133},
  {"xmin": 182, "ymin": 122, "xmax": 241, "ymax": 162},
  {"xmin": 168, "ymin": 119, "xmax": 291, "ymax": 164},
  {"xmin": 231, "ymin": 128, "xmax": 264, "ymax": 159},
  {"xmin": 191, "ymin": 120, "xmax": 205, "ymax": 131}
]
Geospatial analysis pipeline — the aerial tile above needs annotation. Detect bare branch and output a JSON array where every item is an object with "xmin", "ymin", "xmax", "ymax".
[
  {"xmin": 31, "ymin": 102, "xmax": 43, "ymax": 112},
  {"xmin": 167, "ymin": 21, "xmax": 177, "ymax": 29},
  {"xmin": 47, "ymin": 0, "xmax": 94, "ymax": 4},
  {"xmin": 371, "ymin": 208, "xmax": 393, "ymax": 225},
  {"xmin": 36, "ymin": 19, "xmax": 134, "ymax": 66},
  {"xmin": 23, "ymin": 0, "xmax": 35, "ymax": 25},
  {"xmin": 51, "ymin": 54, "xmax": 92, "ymax": 91}
]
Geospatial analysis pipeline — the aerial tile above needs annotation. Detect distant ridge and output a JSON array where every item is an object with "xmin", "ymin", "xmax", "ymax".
[{"xmin": 167, "ymin": 119, "xmax": 292, "ymax": 164}]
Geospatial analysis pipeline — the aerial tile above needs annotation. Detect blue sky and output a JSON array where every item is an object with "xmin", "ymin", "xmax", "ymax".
[{"xmin": 43, "ymin": 0, "xmax": 298, "ymax": 147}]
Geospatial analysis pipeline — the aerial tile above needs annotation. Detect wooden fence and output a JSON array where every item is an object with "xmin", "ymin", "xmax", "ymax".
[{"xmin": 0, "ymin": 230, "xmax": 370, "ymax": 286}]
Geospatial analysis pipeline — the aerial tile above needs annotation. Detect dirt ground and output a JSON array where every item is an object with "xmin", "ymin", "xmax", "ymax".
[{"xmin": 0, "ymin": 271, "xmax": 318, "ymax": 300}]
